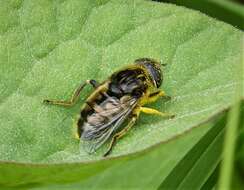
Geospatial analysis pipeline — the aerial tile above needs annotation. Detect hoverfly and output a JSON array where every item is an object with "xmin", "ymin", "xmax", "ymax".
[{"xmin": 43, "ymin": 58, "xmax": 174, "ymax": 156}]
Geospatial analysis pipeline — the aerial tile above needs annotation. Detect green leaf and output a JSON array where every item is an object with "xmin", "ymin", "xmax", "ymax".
[
  {"xmin": 218, "ymin": 26, "xmax": 243, "ymax": 189},
  {"xmin": 14, "ymin": 121, "xmax": 214, "ymax": 189},
  {"xmin": 235, "ymin": 107, "xmax": 244, "ymax": 189},
  {"xmin": 0, "ymin": 0, "xmax": 243, "ymax": 186},
  {"xmin": 159, "ymin": 114, "xmax": 226, "ymax": 189},
  {"xmin": 157, "ymin": 0, "xmax": 244, "ymax": 30}
]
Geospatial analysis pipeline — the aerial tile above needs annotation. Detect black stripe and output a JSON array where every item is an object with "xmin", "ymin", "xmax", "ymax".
[
  {"xmin": 149, "ymin": 91, "xmax": 160, "ymax": 97},
  {"xmin": 86, "ymin": 101, "xmax": 93, "ymax": 108}
]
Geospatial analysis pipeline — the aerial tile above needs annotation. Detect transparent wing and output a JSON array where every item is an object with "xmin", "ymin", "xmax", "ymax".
[{"xmin": 80, "ymin": 96, "xmax": 137, "ymax": 154}]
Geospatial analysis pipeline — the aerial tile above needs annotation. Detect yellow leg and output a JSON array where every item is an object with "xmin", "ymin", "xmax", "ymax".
[
  {"xmin": 103, "ymin": 115, "xmax": 137, "ymax": 157},
  {"xmin": 103, "ymin": 105, "xmax": 174, "ymax": 156},
  {"xmin": 74, "ymin": 133, "xmax": 80, "ymax": 140},
  {"xmin": 147, "ymin": 90, "xmax": 171, "ymax": 103},
  {"xmin": 43, "ymin": 79, "xmax": 99, "ymax": 107},
  {"xmin": 140, "ymin": 107, "xmax": 175, "ymax": 118},
  {"xmin": 73, "ymin": 120, "xmax": 80, "ymax": 140}
]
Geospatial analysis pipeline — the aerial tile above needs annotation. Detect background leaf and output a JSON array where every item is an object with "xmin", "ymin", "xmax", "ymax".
[
  {"xmin": 0, "ymin": 0, "xmax": 243, "ymax": 187},
  {"xmin": 159, "ymin": 114, "xmax": 226, "ymax": 189},
  {"xmin": 155, "ymin": 0, "xmax": 244, "ymax": 30}
]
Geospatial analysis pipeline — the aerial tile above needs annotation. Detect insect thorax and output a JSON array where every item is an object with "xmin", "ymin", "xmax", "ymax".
[{"xmin": 108, "ymin": 68, "xmax": 149, "ymax": 99}]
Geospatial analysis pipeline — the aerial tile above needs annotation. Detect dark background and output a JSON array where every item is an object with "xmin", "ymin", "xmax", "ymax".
[
  {"xmin": 233, "ymin": 0, "xmax": 244, "ymax": 4},
  {"xmin": 153, "ymin": 0, "xmax": 244, "ymax": 30}
]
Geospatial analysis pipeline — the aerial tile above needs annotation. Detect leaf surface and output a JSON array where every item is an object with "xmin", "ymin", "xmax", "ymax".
[{"xmin": 0, "ymin": 0, "xmax": 243, "ymax": 186}]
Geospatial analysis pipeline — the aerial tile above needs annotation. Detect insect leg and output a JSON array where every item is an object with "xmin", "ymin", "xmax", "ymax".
[
  {"xmin": 103, "ymin": 115, "xmax": 138, "ymax": 157},
  {"xmin": 43, "ymin": 80, "xmax": 99, "ymax": 107},
  {"xmin": 148, "ymin": 90, "xmax": 171, "ymax": 103},
  {"xmin": 140, "ymin": 107, "xmax": 175, "ymax": 118},
  {"xmin": 89, "ymin": 79, "xmax": 99, "ymax": 88}
]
